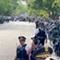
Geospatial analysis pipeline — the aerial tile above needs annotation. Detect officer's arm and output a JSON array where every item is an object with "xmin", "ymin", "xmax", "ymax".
[
  {"xmin": 27, "ymin": 42, "xmax": 35, "ymax": 55},
  {"xmin": 25, "ymin": 44, "xmax": 33, "ymax": 55},
  {"xmin": 27, "ymin": 42, "xmax": 38, "ymax": 55},
  {"xmin": 26, "ymin": 46, "xmax": 33, "ymax": 55},
  {"xmin": 45, "ymin": 34, "xmax": 47, "ymax": 43},
  {"xmin": 45, "ymin": 31, "xmax": 47, "ymax": 43},
  {"xmin": 35, "ymin": 29, "xmax": 39, "ymax": 35}
]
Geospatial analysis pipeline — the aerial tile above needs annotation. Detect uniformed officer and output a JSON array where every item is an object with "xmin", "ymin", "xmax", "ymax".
[
  {"xmin": 27, "ymin": 42, "xmax": 39, "ymax": 60},
  {"xmin": 14, "ymin": 36, "xmax": 29, "ymax": 60},
  {"xmin": 27, "ymin": 38, "xmax": 43, "ymax": 60},
  {"xmin": 35, "ymin": 22, "xmax": 47, "ymax": 46}
]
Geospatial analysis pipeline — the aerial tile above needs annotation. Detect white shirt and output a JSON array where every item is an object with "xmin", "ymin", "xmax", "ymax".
[
  {"xmin": 17, "ymin": 44, "xmax": 30, "ymax": 52},
  {"xmin": 25, "ymin": 45, "xmax": 30, "ymax": 51},
  {"xmin": 35, "ymin": 28, "xmax": 44, "ymax": 35},
  {"xmin": 35, "ymin": 28, "xmax": 47, "ymax": 37}
]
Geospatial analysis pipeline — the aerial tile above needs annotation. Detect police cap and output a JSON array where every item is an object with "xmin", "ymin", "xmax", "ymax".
[{"xmin": 18, "ymin": 36, "xmax": 26, "ymax": 41}]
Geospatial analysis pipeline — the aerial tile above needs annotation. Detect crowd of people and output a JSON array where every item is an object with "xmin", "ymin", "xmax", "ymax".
[{"xmin": 14, "ymin": 17, "xmax": 60, "ymax": 60}]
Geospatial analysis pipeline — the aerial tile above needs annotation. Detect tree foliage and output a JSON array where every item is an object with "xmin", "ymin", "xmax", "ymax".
[
  {"xmin": 0, "ymin": 0, "xmax": 28, "ymax": 16},
  {"xmin": 0, "ymin": 0, "xmax": 14, "ymax": 16},
  {"xmin": 28, "ymin": 0, "xmax": 60, "ymax": 19}
]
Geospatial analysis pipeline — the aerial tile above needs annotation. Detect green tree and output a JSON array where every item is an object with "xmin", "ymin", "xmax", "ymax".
[
  {"xmin": 0, "ymin": 0, "xmax": 28, "ymax": 16},
  {"xmin": 28, "ymin": 0, "xmax": 60, "ymax": 19},
  {"xmin": 0, "ymin": 0, "xmax": 14, "ymax": 16},
  {"xmin": 12, "ymin": 0, "xmax": 28, "ymax": 15},
  {"xmin": 28, "ymin": 0, "xmax": 49, "ymax": 17}
]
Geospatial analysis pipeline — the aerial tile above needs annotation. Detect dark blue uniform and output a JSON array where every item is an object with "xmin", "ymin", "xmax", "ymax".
[
  {"xmin": 30, "ymin": 45, "xmax": 43, "ymax": 60},
  {"xmin": 35, "ymin": 28, "xmax": 47, "ymax": 45},
  {"xmin": 30, "ymin": 50, "xmax": 36, "ymax": 60},
  {"xmin": 16, "ymin": 44, "xmax": 28, "ymax": 60}
]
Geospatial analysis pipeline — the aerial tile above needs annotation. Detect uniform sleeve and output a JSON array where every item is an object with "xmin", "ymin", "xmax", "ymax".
[
  {"xmin": 44, "ymin": 29, "xmax": 47, "ymax": 39},
  {"xmin": 25, "ymin": 45, "xmax": 30, "ymax": 52},
  {"xmin": 35, "ymin": 29, "xmax": 39, "ymax": 35}
]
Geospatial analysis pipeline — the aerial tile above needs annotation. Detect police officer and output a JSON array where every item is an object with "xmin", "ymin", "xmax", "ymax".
[
  {"xmin": 35, "ymin": 22, "xmax": 47, "ymax": 46},
  {"xmin": 27, "ymin": 38, "xmax": 43, "ymax": 60},
  {"xmin": 27, "ymin": 42, "xmax": 39, "ymax": 60},
  {"xmin": 14, "ymin": 36, "xmax": 29, "ymax": 60}
]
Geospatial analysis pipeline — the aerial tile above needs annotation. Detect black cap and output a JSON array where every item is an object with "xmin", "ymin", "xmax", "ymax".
[
  {"xmin": 33, "ymin": 47, "xmax": 53, "ymax": 59},
  {"xmin": 18, "ymin": 36, "xmax": 26, "ymax": 41}
]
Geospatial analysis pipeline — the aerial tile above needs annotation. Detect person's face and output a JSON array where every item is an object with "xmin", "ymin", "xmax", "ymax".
[
  {"xmin": 39, "ymin": 25, "xmax": 43, "ymax": 29},
  {"xmin": 19, "ymin": 40, "xmax": 25, "ymax": 46},
  {"xmin": 39, "ymin": 24, "xmax": 43, "ymax": 28}
]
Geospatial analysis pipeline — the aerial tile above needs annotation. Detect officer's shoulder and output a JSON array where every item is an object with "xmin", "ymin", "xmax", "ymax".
[
  {"xmin": 23, "ymin": 44, "xmax": 28, "ymax": 48},
  {"xmin": 26, "ymin": 44, "xmax": 29, "ymax": 47},
  {"xmin": 36, "ymin": 28, "xmax": 39, "ymax": 30},
  {"xmin": 17, "ymin": 45, "xmax": 21, "ymax": 49},
  {"xmin": 36, "ymin": 28, "xmax": 40, "ymax": 32},
  {"xmin": 25, "ymin": 44, "xmax": 30, "ymax": 51}
]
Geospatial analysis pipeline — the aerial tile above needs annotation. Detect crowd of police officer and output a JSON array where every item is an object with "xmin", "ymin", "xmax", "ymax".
[
  {"xmin": 14, "ymin": 21, "xmax": 47, "ymax": 60},
  {"xmin": 33, "ymin": 18, "xmax": 60, "ymax": 60},
  {"xmin": 14, "ymin": 17, "xmax": 60, "ymax": 60},
  {"xmin": 0, "ymin": 15, "xmax": 34, "ymax": 24}
]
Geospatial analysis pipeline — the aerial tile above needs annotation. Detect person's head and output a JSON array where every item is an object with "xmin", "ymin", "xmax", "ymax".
[
  {"xmin": 18, "ymin": 36, "xmax": 26, "ymax": 46},
  {"xmin": 38, "ymin": 22, "xmax": 44, "ymax": 28}
]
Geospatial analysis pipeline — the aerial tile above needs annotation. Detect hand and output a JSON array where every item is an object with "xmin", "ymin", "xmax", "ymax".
[{"xmin": 31, "ymin": 42, "xmax": 38, "ymax": 49}]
